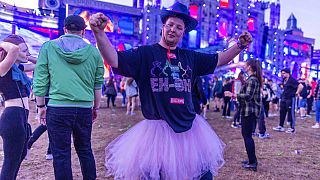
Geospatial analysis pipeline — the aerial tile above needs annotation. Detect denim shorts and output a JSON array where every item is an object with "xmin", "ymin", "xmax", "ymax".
[{"xmin": 299, "ymin": 98, "xmax": 307, "ymax": 108}]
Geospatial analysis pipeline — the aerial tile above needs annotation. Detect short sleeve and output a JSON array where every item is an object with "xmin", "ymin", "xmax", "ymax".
[
  {"xmin": 113, "ymin": 47, "xmax": 142, "ymax": 79},
  {"xmin": 193, "ymin": 52, "xmax": 218, "ymax": 76}
]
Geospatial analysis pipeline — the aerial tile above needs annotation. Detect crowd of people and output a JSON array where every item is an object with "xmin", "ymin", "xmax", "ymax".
[{"xmin": 0, "ymin": 1, "xmax": 318, "ymax": 180}]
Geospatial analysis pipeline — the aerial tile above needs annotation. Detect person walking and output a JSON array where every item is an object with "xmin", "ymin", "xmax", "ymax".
[
  {"xmin": 232, "ymin": 71, "xmax": 245, "ymax": 128},
  {"xmin": 192, "ymin": 76, "xmax": 207, "ymax": 117},
  {"xmin": 272, "ymin": 68, "xmax": 303, "ymax": 133},
  {"xmin": 104, "ymin": 76, "xmax": 117, "ymax": 108},
  {"xmin": 33, "ymin": 15, "xmax": 104, "ymax": 180},
  {"xmin": 213, "ymin": 76, "xmax": 223, "ymax": 112},
  {"xmin": 27, "ymin": 93, "xmax": 52, "ymax": 160},
  {"xmin": 125, "ymin": 77, "xmax": 138, "ymax": 115},
  {"xmin": 119, "ymin": 77, "xmax": 127, "ymax": 107},
  {"xmin": 222, "ymin": 77, "xmax": 232, "ymax": 118}
]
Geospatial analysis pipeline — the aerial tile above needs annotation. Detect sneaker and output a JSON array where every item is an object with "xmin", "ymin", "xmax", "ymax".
[
  {"xmin": 226, "ymin": 116, "xmax": 233, "ymax": 119},
  {"xmin": 311, "ymin": 123, "xmax": 320, "ymax": 129},
  {"xmin": 285, "ymin": 128, "xmax": 295, "ymax": 134},
  {"xmin": 126, "ymin": 111, "xmax": 130, "ymax": 115},
  {"xmin": 231, "ymin": 124, "xmax": 239, "ymax": 128},
  {"xmin": 252, "ymin": 132, "xmax": 258, "ymax": 137},
  {"xmin": 258, "ymin": 133, "xmax": 270, "ymax": 139},
  {"xmin": 273, "ymin": 126, "xmax": 285, "ymax": 132},
  {"xmin": 130, "ymin": 112, "xmax": 136, "ymax": 116},
  {"xmin": 300, "ymin": 116, "xmax": 306, "ymax": 120},
  {"xmin": 45, "ymin": 154, "xmax": 53, "ymax": 160}
]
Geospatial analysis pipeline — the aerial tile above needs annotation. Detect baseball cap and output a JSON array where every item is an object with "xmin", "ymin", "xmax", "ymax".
[{"xmin": 64, "ymin": 15, "xmax": 86, "ymax": 31}]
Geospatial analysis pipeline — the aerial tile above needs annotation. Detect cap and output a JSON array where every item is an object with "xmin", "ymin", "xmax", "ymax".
[{"xmin": 64, "ymin": 15, "xmax": 86, "ymax": 31}]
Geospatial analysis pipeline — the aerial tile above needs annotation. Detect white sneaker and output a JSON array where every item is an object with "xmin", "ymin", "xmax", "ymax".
[
  {"xmin": 273, "ymin": 126, "xmax": 285, "ymax": 132},
  {"xmin": 285, "ymin": 128, "xmax": 295, "ymax": 134},
  {"xmin": 312, "ymin": 124, "xmax": 320, "ymax": 129},
  {"xmin": 45, "ymin": 154, "xmax": 53, "ymax": 160}
]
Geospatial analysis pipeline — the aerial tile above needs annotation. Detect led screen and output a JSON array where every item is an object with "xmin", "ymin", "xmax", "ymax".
[
  {"xmin": 118, "ymin": 17, "xmax": 134, "ymax": 35},
  {"xmin": 69, "ymin": 6, "xmax": 114, "ymax": 32}
]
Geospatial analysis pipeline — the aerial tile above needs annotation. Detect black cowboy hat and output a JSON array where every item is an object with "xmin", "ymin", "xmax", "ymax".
[{"xmin": 160, "ymin": 2, "xmax": 198, "ymax": 32}]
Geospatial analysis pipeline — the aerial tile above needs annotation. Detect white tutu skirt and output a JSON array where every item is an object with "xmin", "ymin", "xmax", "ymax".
[{"xmin": 105, "ymin": 114, "xmax": 225, "ymax": 180}]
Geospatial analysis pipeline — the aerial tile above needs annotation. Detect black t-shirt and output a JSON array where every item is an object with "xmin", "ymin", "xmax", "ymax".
[
  {"xmin": 0, "ymin": 64, "xmax": 28, "ymax": 101},
  {"xmin": 113, "ymin": 43, "xmax": 218, "ymax": 132},
  {"xmin": 300, "ymin": 82, "xmax": 308, "ymax": 98},
  {"xmin": 307, "ymin": 85, "xmax": 312, "ymax": 97},
  {"xmin": 281, "ymin": 76, "xmax": 299, "ymax": 100}
]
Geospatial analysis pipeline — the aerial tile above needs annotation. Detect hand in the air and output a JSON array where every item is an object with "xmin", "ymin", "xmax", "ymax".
[
  {"xmin": 89, "ymin": 13, "xmax": 109, "ymax": 33},
  {"xmin": 238, "ymin": 31, "xmax": 253, "ymax": 48}
]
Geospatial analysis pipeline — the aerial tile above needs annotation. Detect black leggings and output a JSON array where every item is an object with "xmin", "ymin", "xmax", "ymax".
[
  {"xmin": 223, "ymin": 97, "xmax": 231, "ymax": 116},
  {"xmin": 0, "ymin": 107, "xmax": 29, "ymax": 180},
  {"xmin": 106, "ymin": 94, "xmax": 116, "ymax": 107},
  {"xmin": 28, "ymin": 124, "xmax": 51, "ymax": 155},
  {"xmin": 241, "ymin": 113, "xmax": 257, "ymax": 164}
]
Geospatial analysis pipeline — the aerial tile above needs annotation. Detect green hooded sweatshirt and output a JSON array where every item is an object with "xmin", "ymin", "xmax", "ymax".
[{"xmin": 33, "ymin": 34, "xmax": 104, "ymax": 107}]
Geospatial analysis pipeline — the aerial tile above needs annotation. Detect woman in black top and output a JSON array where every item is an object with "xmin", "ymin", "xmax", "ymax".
[
  {"xmin": 222, "ymin": 77, "xmax": 232, "ymax": 118},
  {"xmin": 237, "ymin": 59, "xmax": 263, "ymax": 171},
  {"xmin": 0, "ymin": 35, "xmax": 34, "ymax": 179}
]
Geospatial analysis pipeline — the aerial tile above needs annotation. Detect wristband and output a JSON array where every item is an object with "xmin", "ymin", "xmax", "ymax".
[
  {"xmin": 37, "ymin": 104, "xmax": 46, "ymax": 108},
  {"xmin": 237, "ymin": 42, "xmax": 247, "ymax": 50}
]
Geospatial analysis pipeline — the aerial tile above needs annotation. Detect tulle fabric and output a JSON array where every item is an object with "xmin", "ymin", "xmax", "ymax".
[{"xmin": 105, "ymin": 114, "xmax": 225, "ymax": 180}]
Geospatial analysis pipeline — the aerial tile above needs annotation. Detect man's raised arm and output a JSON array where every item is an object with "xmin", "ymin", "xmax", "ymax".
[
  {"xmin": 217, "ymin": 31, "xmax": 252, "ymax": 67},
  {"xmin": 89, "ymin": 13, "xmax": 118, "ymax": 68}
]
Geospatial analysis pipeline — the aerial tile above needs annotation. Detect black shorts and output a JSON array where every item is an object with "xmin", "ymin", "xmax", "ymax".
[
  {"xmin": 215, "ymin": 93, "xmax": 223, "ymax": 99},
  {"xmin": 129, "ymin": 94, "xmax": 138, "ymax": 98},
  {"xmin": 272, "ymin": 97, "xmax": 279, "ymax": 104}
]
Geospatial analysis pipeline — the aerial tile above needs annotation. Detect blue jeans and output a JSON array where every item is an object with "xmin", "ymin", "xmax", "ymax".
[
  {"xmin": 121, "ymin": 91, "xmax": 126, "ymax": 105},
  {"xmin": 316, "ymin": 100, "xmax": 320, "ymax": 123},
  {"xmin": 0, "ymin": 107, "xmax": 29, "ymax": 180},
  {"xmin": 299, "ymin": 98, "xmax": 307, "ymax": 108},
  {"xmin": 46, "ymin": 107, "xmax": 96, "ymax": 180}
]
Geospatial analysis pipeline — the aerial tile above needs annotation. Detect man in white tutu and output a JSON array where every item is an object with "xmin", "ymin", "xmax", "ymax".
[{"xmin": 90, "ymin": 2, "xmax": 252, "ymax": 179}]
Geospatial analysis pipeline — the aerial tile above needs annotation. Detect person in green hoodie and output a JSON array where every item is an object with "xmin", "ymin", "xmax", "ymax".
[{"xmin": 32, "ymin": 15, "xmax": 104, "ymax": 180}]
